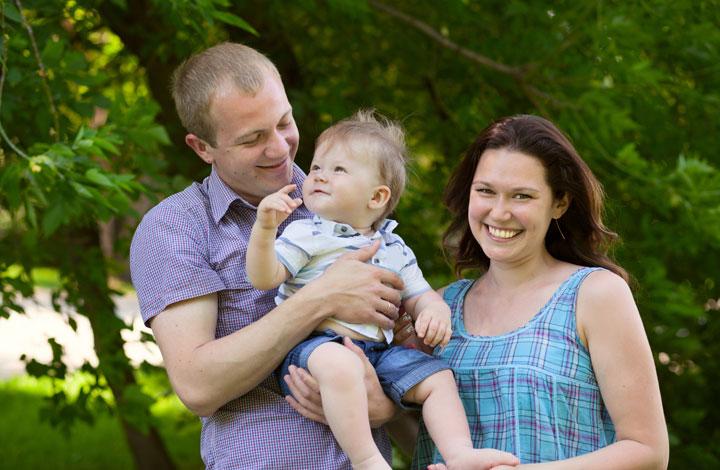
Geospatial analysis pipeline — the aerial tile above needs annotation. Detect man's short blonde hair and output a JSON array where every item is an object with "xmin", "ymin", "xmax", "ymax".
[
  {"xmin": 316, "ymin": 109, "xmax": 408, "ymax": 223},
  {"xmin": 171, "ymin": 42, "xmax": 280, "ymax": 146}
]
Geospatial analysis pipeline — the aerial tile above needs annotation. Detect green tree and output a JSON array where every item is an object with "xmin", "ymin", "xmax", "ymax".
[{"xmin": 2, "ymin": 1, "xmax": 718, "ymax": 468}]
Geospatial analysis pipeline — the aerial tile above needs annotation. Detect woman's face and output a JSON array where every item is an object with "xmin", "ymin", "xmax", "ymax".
[{"xmin": 468, "ymin": 148, "xmax": 568, "ymax": 266}]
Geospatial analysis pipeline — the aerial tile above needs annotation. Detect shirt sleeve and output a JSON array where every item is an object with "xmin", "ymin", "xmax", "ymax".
[
  {"xmin": 399, "ymin": 244, "xmax": 432, "ymax": 300},
  {"xmin": 130, "ymin": 203, "xmax": 225, "ymax": 325},
  {"xmin": 274, "ymin": 219, "xmax": 315, "ymax": 277}
]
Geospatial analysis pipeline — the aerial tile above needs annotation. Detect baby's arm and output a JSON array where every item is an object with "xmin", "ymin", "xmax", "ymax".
[
  {"xmin": 246, "ymin": 184, "xmax": 302, "ymax": 290},
  {"xmin": 403, "ymin": 290, "xmax": 452, "ymax": 347}
]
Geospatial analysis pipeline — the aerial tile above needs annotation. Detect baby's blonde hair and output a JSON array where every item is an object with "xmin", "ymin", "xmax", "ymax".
[{"xmin": 316, "ymin": 109, "xmax": 408, "ymax": 224}]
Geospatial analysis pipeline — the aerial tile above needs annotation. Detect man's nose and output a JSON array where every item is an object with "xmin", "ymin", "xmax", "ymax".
[{"xmin": 265, "ymin": 129, "xmax": 290, "ymax": 159}]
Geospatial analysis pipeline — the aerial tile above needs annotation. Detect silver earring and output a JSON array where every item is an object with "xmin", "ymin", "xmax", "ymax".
[{"xmin": 554, "ymin": 218, "xmax": 566, "ymax": 240}]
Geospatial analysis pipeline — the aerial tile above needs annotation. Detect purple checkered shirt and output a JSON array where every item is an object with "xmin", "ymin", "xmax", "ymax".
[{"xmin": 130, "ymin": 165, "xmax": 391, "ymax": 469}]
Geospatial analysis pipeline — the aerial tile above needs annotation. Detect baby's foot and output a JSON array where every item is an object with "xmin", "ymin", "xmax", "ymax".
[
  {"xmin": 445, "ymin": 447, "xmax": 519, "ymax": 470},
  {"xmin": 352, "ymin": 453, "xmax": 392, "ymax": 470}
]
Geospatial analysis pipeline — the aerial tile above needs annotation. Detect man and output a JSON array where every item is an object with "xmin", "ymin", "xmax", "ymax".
[{"xmin": 130, "ymin": 42, "xmax": 403, "ymax": 468}]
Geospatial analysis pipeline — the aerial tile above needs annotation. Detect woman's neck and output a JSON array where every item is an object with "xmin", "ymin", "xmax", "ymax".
[{"xmin": 483, "ymin": 250, "xmax": 560, "ymax": 292}]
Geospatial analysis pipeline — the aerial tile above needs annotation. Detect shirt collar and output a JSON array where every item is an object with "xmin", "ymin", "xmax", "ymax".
[
  {"xmin": 208, "ymin": 164, "xmax": 306, "ymax": 224},
  {"xmin": 311, "ymin": 215, "xmax": 398, "ymax": 240},
  {"xmin": 208, "ymin": 167, "xmax": 245, "ymax": 224}
]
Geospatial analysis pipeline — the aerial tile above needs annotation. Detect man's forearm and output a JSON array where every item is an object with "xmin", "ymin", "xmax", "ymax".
[{"xmin": 153, "ymin": 291, "xmax": 332, "ymax": 417}]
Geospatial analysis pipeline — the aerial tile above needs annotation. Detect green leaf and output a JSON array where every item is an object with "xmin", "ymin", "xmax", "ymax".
[
  {"xmin": 3, "ymin": 2, "xmax": 22, "ymax": 23},
  {"xmin": 144, "ymin": 126, "xmax": 171, "ymax": 146},
  {"xmin": 93, "ymin": 137, "xmax": 121, "ymax": 156},
  {"xmin": 211, "ymin": 11, "xmax": 259, "ymax": 36},
  {"xmin": 70, "ymin": 181, "xmax": 94, "ymax": 198},
  {"xmin": 42, "ymin": 201, "xmax": 66, "ymax": 235},
  {"xmin": 85, "ymin": 168, "xmax": 114, "ymax": 188}
]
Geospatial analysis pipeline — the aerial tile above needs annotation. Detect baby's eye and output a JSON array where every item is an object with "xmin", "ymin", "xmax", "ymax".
[
  {"xmin": 310, "ymin": 164, "xmax": 320, "ymax": 171},
  {"xmin": 334, "ymin": 166, "xmax": 347, "ymax": 173}
]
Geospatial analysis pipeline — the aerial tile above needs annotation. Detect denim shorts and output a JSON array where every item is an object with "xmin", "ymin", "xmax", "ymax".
[{"xmin": 278, "ymin": 330, "xmax": 450, "ymax": 408}]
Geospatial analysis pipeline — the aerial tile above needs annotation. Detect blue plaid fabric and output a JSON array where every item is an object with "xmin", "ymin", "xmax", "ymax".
[
  {"xmin": 413, "ymin": 267, "xmax": 615, "ymax": 467},
  {"xmin": 130, "ymin": 166, "xmax": 391, "ymax": 469}
]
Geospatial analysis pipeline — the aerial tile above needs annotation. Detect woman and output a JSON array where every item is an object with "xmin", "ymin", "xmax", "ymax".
[{"xmin": 286, "ymin": 115, "xmax": 668, "ymax": 469}]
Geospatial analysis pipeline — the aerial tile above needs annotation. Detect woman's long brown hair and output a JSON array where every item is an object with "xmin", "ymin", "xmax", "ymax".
[{"xmin": 443, "ymin": 115, "xmax": 628, "ymax": 282}]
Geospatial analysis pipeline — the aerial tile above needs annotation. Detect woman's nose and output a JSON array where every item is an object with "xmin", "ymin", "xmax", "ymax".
[{"xmin": 489, "ymin": 198, "xmax": 512, "ymax": 220}]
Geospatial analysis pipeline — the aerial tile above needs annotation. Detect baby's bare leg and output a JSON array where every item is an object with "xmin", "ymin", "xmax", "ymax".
[
  {"xmin": 403, "ymin": 370, "xmax": 518, "ymax": 469},
  {"xmin": 307, "ymin": 342, "xmax": 390, "ymax": 470}
]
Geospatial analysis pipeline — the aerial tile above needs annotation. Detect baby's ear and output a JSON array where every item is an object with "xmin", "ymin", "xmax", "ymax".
[{"xmin": 369, "ymin": 185, "xmax": 391, "ymax": 210}]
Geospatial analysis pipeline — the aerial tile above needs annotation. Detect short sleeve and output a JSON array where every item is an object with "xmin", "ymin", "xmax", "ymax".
[
  {"xmin": 130, "ymin": 204, "xmax": 225, "ymax": 325},
  {"xmin": 275, "ymin": 219, "xmax": 315, "ymax": 277},
  {"xmin": 399, "ymin": 244, "xmax": 432, "ymax": 300}
]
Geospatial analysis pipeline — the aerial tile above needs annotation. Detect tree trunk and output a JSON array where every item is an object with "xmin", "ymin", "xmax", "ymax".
[{"xmin": 66, "ymin": 228, "xmax": 176, "ymax": 470}]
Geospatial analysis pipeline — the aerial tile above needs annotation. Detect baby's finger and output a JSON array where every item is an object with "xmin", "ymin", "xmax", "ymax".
[
  {"xmin": 278, "ymin": 184, "xmax": 297, "ymax": 195},
  {"xmin": 414, "ymin": 315, "xmax": 428, "ymax": 339},
  {"xmin": 440, "ymin": 325, "xmax": 452, "ymax": 346},
  {"xmin": 424, "ymin": 318, "xmax": 440, "ymax": 345}
]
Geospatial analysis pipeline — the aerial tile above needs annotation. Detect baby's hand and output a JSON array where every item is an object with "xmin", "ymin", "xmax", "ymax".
[
  {"xmin": 256, "ymin": 184, "xmax": 303, "ymax": 230},
  {"xmin": 414, "ymin": 300, "xmax": 452, "ymax": 347}
]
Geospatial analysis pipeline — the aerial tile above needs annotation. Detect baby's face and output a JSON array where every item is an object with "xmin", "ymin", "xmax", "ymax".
[{"xmin": 302, "ymin": 141, "xmax": 383, "ymax": 228}]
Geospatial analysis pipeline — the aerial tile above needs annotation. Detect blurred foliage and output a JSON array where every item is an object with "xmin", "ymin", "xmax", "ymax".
[{"xmin": 1, "ymin": 0, "xmax": 718, "ymax": 467}]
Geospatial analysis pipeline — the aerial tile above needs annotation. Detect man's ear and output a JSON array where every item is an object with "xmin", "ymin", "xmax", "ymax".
[
  {"xmin": 368, "ymin": 185, "xmax": 391, "ymax": 210},
  {"xmin": 553, "ymin": 192, "xmax": 571, "ymax": 219},
  {"xmin": 185, "ymin": 134, "xmax": 214, "ymax": 164}
]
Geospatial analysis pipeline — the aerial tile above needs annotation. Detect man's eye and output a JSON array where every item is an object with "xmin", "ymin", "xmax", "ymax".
[{"xmin": 241, "ymin": 135, "xmax": 261, "ymax": 146}]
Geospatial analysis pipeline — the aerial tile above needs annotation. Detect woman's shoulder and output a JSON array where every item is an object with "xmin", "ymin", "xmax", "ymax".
[
  {"xmin": 575, "ymin": 267, "xmax": 637, "ymax": 342},
  {"xmin": 439, "ymin": 279, "xmax": 473, "ymax": 301},
  {"xmin": 578, "ymin": 267, "xmax": 631, "ymax": 299}
]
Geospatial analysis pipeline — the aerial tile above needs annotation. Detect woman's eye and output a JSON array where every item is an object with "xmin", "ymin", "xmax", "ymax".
[
  {"xmin": 513, "ymin": 193, "xmax": 531, "ymax": 200},
  {"xmin": 475, "ymin": 188, "xmax": 493, "ymax": 194}
]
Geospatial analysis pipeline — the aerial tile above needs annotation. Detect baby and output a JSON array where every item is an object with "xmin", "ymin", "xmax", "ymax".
[{"xmin": 247, "ymin": 110, "xmax": 517, "ymax": 470}]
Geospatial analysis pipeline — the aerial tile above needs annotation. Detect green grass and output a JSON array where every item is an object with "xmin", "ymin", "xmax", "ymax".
[{"xmin": 0, "ymin": 375, "xmax": 203, "ymax": 470}]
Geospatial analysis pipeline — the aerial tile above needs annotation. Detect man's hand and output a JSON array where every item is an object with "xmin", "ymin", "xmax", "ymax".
[
  {"xmin": 315, "ymin": 240, "xmax": 403, "ymax": 330},
  {"xmin": 414, "ymin": 300, "xmax": 452, "ymax": 347},
  {"xmin": 256, "ymin": 184, "xmax": 302, "ymax": 230},
  {"xmin": 284, "ymin": 337, "xmax": 397, "ymax": 428}
]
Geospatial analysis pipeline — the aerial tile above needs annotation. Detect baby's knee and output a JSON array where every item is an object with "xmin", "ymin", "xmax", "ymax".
[
  {"xmin": 307, "ymin": 342, "xmax": 365, "ymax": 382},
  {"xmin": 404, "ymin": 369, "xmax": 456, "ymax": 404}
]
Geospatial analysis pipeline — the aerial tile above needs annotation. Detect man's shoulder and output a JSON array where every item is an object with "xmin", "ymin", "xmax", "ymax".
[{"xmin": 143, "ymin": 182, "xmax": 210, "ymax": 224}]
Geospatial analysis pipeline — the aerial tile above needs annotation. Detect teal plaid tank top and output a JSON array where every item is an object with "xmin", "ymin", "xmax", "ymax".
[{"xmin": 413, "ymin": 267, "xmax": 615, "ymax": 466}]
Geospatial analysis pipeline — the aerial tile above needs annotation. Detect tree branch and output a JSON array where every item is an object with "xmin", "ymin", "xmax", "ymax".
[
  {"xmin": 15, "ymin": 0, "xmax": 60, "ymax": 141},
  {"xmin": 367, "ymin": 0, "xmax": 568, "ymax": 109}
]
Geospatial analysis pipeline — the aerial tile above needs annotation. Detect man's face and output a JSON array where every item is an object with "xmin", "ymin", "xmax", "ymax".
[{"xmin": 193, "ymin": 75, "xmax": 299, "ymax": 205}]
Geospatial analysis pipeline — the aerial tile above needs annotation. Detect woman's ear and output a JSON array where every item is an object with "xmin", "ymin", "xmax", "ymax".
[
  {"xmin": 369, "ymin": 185, "xmax": 391, "ymax": 210},
  {"xmin": 553, "ymin": 192, "xmax": 571, "ymax": 219}
]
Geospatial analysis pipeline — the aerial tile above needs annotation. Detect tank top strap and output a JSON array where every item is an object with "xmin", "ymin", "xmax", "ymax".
[
  {"xmin": 442, "ymin": 279, "xmax": 473, "ymax": 331},
  {"xmin": 539, "ymin": 266, "xmax": 605, "ymax": 338}
]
